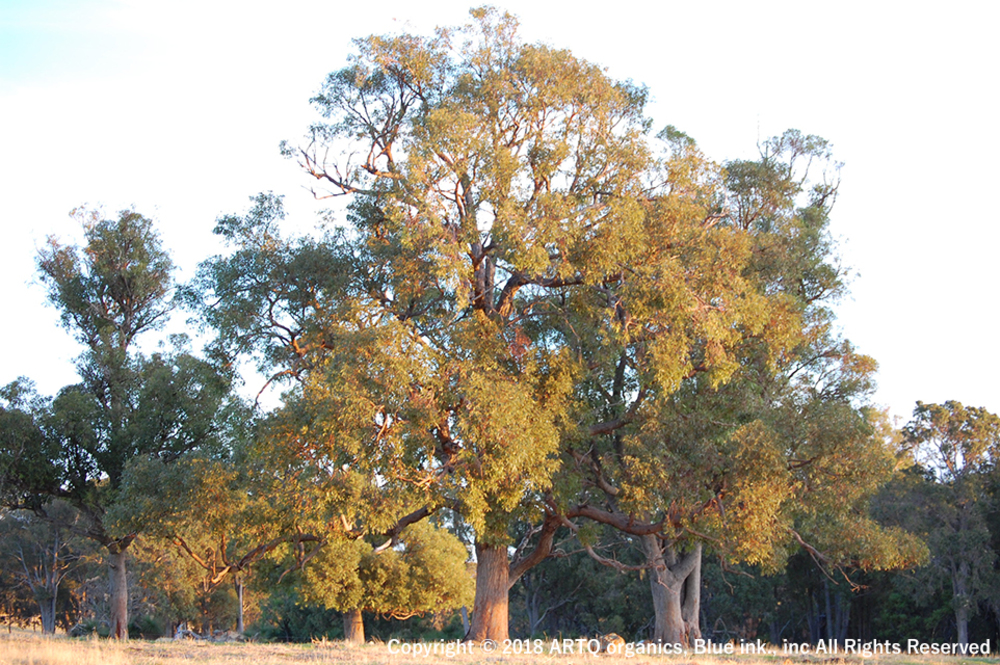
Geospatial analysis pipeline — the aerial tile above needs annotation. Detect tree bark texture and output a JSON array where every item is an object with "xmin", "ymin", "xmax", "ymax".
[
  {"xmin": 466, "ymin": 541, "xmax": 510, "ymax": 642},
  {"xmin": 343, "ymin": 608, "xmax": 365, "ymax": 644},
  {"xmin": 642, "ymin": 535, "xmax": 702, "ymax": 645},
  {"xmin": 108, "ymin": 548, "xmax": 129, "ymax": 640}
]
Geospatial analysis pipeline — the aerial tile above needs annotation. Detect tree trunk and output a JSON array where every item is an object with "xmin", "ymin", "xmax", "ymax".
[
  {"xmin": 343, "ymin": 608, "xmax": 364, "ymax": 644},
  {"xmin": 108, "ymin": 548, "xmax": 129, "ymax": 640},
  {"xmin": 235, "ymin": 577, "xmax": 244, "ymax": 634},
  {"xmin": 681, "ymin": 544, "xmax": 702, "ymax": 641},
  {"xmin": 642, "ymin": 535, "xmax": 701, "ymax": 645},
  {"xmin": 954, "ymin": 560, "xmax": 970, "ymax": 646},
  {"xmin": 835, "ymin": 591, "xmax": 850, "ymax": 641},
  {"xmin": 824, "ymin": 577, "xmax": 833, "ymax": 640},
  {"xmin": 460, "ymin": 606, "xmax": 470, "ymax": 636},
  {"xmin": 466, "ymin": 541, "xmax": 510, "ymax": 642},
  {"xmin": 39, "ymin": 593, "xmax": 56, "ymax": 635},
  {"xmin": 956, "ymin": 607, "xmax": 969, "ymax": 646}
]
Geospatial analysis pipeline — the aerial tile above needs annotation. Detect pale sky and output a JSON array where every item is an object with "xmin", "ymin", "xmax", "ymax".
[{"xmin": 2, "ymin": 0, "xmax": 997, "ymax": 422}]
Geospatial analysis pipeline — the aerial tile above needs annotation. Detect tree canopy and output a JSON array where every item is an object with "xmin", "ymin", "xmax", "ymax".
[
  {"xmin": 0, "ymin": 209, "xmax": 235, "ymax": 639},
  {"xmin": 183, "ymin": 7, "xmax": 927, "ymax": 643}
]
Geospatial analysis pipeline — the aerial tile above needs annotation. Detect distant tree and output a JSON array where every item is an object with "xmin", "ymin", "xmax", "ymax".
[
  {"xmin": 0, "ymin": 209, "xmax": 234, "ymax": 639},
  {"xmin": 897, "ymin": 401, "xmax": 1000, "ymax": 646},
  {"xmin": 507, "ymin": 523, "xmax": 651, "ymax": 639},
  {"xmin": 0, "ymin": 502, "xmax": 92, "ymax": 633}
]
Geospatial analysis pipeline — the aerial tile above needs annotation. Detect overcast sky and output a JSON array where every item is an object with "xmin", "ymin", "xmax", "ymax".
[{"xmin": 2, "ymin": 0, "xmax": 997, "ymax": 422}]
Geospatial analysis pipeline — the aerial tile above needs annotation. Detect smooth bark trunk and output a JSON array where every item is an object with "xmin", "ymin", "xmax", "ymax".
[
  {"xmin": 108, "ymin": 549, "xmax": 129, "ymax": 640},
  {"xmin": 954, "ymin": 560, "xmax": 970, "ymax": 646},
  {"xmin": 466, "ymin": 541, "xmax": 510, "ymax": 642},
  {"xmin": 642, "ymin": 535, "xmax": 701, "ymax": 645},
  {"xmin": 681, "ymin": 545, "xmax": 702, "ymax": 641},
  {"xmin": 343, "ymin": 608, "xmax": 364, "ymax": 644},
  {"xmin": 956, "ymin": 605, "xmax": 969, "ymax": 646},
  {"xmin": 235, "ymin": 577, "xmax": 245, "ymax": 634}
]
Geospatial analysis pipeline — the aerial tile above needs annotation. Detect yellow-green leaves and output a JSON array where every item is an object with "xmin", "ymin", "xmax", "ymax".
[
  {"xmin": 198, "ymin": 9, "xmax": 894, "ymax": 589},
  {"xmin": 300, "ymin": 520, "xmax": 473, "ymax": 616},
  {"xmin": 712, "ymin": 422, "xmax": 792, "ymax": 572}
]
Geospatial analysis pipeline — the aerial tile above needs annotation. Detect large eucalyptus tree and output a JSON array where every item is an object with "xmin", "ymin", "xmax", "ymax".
[
  {"xmin": 193, "ymin": 7, "xmax": 781, "ymax": 642},
  {"xmin": 556, "ymin": 130, "xmax": 926, "ymax": 643}
]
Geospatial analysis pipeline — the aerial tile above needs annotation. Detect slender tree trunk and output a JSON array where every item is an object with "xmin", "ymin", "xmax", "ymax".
[
  {"xmin": 824, "ymin": 577, "xmax": 833, "ymax": 640},
  {"xmin": 466, "ymin": 541, "xmax": 510, "ymax": 642},
  {"xmin": 235, "ymin": 577, "xmax": 244, "ymax": 634},
  {"xmin": 954, "ymin": 560, "xmax": 970, "ymax": 646},
  {"xmin": 681, "ymin": 546, "xmax": 702, "ymax": 641},
  {"xmin": 807, "ymin": 592, "xmax": 821, "ymax": 643},
  {"xmin": 108, "ymin": 549, "xmax": 129, "ymax": 640},
  {"xmin": 642, "ymin": 535, "xmax": 701, "ymax": 645},
  {"xmin": 343, "ymin": 609, "xmax": 364, "ymax": 644},
  {"xmin": 525, "ymin": 579, "xmax": 541, "ymax": 635},
  {"xmin": 835, "ymin": 592, "xmax": 850, "ymax": 641}
]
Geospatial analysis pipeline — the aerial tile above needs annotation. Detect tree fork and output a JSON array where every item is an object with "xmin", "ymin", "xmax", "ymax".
[{"xmin": 642, "ymin": 535, "xmax": 702, "ymax": 645}]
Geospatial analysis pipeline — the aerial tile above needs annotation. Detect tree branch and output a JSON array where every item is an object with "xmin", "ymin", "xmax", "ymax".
[
  {"xmin": 565, "ymin": 503, "xmax": 664, "ymax": 536},
  {"xmin": 508, "ymin": 513, "xmax": 561, "ymax": 589},
  {"xmin": 372, "ymin": 505, "xmax": 435, "ymax": 554}
]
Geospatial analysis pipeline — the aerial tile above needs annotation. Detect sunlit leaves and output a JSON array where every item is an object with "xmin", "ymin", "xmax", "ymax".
[{"xmin": 300, "ymin": 520, "xmax": 473, "ymax": 617}]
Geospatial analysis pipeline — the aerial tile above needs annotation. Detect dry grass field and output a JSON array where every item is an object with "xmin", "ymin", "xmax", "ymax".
[{"xmin": 0, "ymin": 630, "xmax": 996, "ymax": 665}]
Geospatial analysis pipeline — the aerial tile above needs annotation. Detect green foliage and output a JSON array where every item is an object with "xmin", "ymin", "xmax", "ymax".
[
  {"xmin": 868, "ymin": 572, "xmax": 954, "ymax": 643},
  {"xmin": 0, "ymin": 353, "xmax": 233, "ymax": 534},
  {"xmin": 251, "ymin": 584, "xmax": 344, "ymax": 642},
  {"xmin": 561, "ymin": 125, "xmax": 923, "ymax": 588},
  {"xmin": 0, "ymin": 503, "xmax": 96, "ymax": 633},
  {"xmin": 0, "ymin": 380, "xmax": 60, "ymax": 509},
  {"xmin": 193, "ymin": 7, "xmax": 786, "ymax": 566},
  {"xmin": 904, "ymin": 401, "xmax": 1000, "ymax": 481},
  {"xmin": 181, "ymin": 13, "xmax": 932, "ymax": 644},
  {"xmin": 1, "ymin": 8, "xmax": 976, "ymax": 644},
  {"xmin": 874, "ymin": 402, "xmax": 1000, "ymax": 642},
  {"xmin": 508, "ymin": 527, "xmax": 653, "ymax": 639},
  {"xmin": 0, "ymin": 210, "xmax": 236, "ymax": 539},
  {"xmin": 128, "ymin": 614, "xmax": 164, "ymax": 639},
  {"xmin": 299, "ymin": 520, "xmax": 473, "ymax": 618},
  {"xmin": 38, "ymin": 208, "xmax": 174, "ymax": 355},
  {"xmin": 0, "ymin": 207, "xmax": 240, "ymax": 639}
]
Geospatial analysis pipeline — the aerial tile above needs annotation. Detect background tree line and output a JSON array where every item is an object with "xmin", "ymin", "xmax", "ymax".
[{"xmin": 1, "ymin": 6, "xmax": 997, "ymax": 647}]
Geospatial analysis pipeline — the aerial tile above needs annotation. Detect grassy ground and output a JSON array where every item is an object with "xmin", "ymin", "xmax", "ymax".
[{"xmin": 0, "ymin": 629, "xmax": 996, "ymax": 665}]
